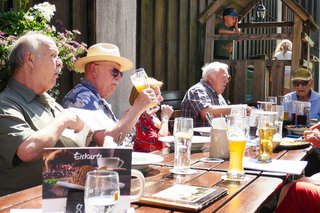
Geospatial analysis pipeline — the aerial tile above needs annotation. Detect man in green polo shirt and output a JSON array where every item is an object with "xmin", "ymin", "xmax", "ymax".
[{"xmin": 0, "ymin": 32, "xmax": 85, "ymax": 196}]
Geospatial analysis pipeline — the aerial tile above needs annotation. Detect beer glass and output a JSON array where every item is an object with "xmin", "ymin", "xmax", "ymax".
[
  {"xmin": 258, "ymin": 112, "xmax": 277, "ymax": 162},
  {"xmin": 172, "ymin": 117, "xmax": 193, "ymax": 174},
  {"xmin": 226, "ymin": 115, "xmax": 248, "ymax": 179},
  {"xmin": 130, "ymin": 68, "xmax": 149, "ymax": 92}
]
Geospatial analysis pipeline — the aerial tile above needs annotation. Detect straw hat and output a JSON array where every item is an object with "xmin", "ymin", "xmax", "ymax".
[
  {"xmin": 74, "ymin": 43, "xmax": 133, "ymax": 72},
  {"xmin": 291, "ymin": 68, "xmax": 313, "ymax": 81}
]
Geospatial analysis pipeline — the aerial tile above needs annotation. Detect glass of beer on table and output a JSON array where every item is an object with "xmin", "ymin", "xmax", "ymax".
[
  {"xmin": 257, "ymin": 111, "xmax": 277, "ymax": 162},
  {"xmin": 226, "ymin": 115, "xmax": 249, "ymax": 180}
]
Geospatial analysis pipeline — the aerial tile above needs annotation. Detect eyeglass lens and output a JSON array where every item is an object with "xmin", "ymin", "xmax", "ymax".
[
  {"xmin": 292, "ymin": 81, "xmax": 309, "ymax": 87},
  {"xmin": 112, "ymin": 68, "xmax": 123, "ymax": 78}
]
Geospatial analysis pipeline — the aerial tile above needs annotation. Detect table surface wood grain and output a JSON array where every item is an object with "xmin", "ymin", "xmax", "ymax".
[{"xmin": 0, "ymin": 143, "xmax": 312, "ymax": 213}]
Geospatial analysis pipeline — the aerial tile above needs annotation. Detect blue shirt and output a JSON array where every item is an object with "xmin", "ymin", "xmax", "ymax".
[
  {"xmin": 283, "ymin": 90, "xmax": 320, "ymax": 119},
  {"xmin": 181, "ymin": 80, "xmax": 227, "ymax": 127},
  {"xmin": 62, "ymin": 78, "xmax": 118, "ymax": 122}
]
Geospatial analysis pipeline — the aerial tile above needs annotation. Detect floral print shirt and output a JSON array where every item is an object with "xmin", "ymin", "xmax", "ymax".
[{"xmin": 62, "ymin": 78, "xmax": 118, "ymax": 123}]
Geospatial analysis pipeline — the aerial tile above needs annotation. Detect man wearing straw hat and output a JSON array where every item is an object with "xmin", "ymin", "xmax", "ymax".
[{"xmin": 62, "ymin": 43, "xmax": 156, "ymax": 146}]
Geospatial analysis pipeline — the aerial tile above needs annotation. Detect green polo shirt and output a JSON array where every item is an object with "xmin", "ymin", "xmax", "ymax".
[
  {"xmin": 0, "ymin": 79, "xmax": 78, "ymax": 196},
  {"xmin": 214, "ymin": 22, "xmax": 234, "ymax": 59}
]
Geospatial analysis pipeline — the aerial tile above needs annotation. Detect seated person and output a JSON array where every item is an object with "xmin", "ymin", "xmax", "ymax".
[
  {"xmin": 62, "ymin": 43, "xmax": 155, "ymax": 146},
  {"xmin": 283, "ymin": 68, "xmax": 320, "ymax": 119},
  {"xmin": 181, "ymin": 61, "xmax": 250, "ymax": 127},
  {"xmin": 0, "ymin": 32, "xmax": 85, "ymax": 196},
  {"xmin": 274, "ymin": 123, "xmax": 320, "ymax": 213},
  {"xmin": 129, "ymin": 78, "xmax": 173, "ymax": 152}
]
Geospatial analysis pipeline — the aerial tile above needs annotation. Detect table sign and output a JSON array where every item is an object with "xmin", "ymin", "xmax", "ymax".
[{"xmin": 42, "ymin": 147, "xmax": 132, "ymax": 212}]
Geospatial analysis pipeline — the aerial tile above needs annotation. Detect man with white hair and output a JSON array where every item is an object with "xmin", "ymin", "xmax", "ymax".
[
  {"xmin": 62, "ymin": 43, "xmax": 156, "ymax": 146},
  {"xmin": 181, "ymin": 61, "xmax": 247, "ymax": 127},
  {"xmin": 0, "ymin": 31, "xmax": 85, "ymax": 196}
]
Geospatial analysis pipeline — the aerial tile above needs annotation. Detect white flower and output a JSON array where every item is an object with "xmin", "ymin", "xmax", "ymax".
[
  {"xmin": 33, "ymin": 2, "xmax": 56, "ymax": 22},
  {"xmin": 23, "ymin": 14, "xmax": 34, "ymax": 21}
]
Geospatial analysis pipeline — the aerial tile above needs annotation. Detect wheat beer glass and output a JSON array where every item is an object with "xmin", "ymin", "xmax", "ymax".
[
  {"xmin": 130, "ymin": 68, "xmax": 149, "ymax": 92},
  {"xmin": 258, "ymin": 112, "xmax": 277, "ymax": 162},
  {"xmin": 173, "ymin": 117, "xmax": 193, "ymax": 174},
  {"xmin": 226, "ymin": 115, "xmax": 248, "ymax": 179}
]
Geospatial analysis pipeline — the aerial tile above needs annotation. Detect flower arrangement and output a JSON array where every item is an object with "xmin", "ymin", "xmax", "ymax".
[{"xmin": 0, "ymin": 2, "xmax": 87, "ymax": 98}]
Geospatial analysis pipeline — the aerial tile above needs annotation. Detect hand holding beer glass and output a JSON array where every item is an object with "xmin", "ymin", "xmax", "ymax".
[
  {"xmin": 130, "ymin": 68, "xmax": 157, "ymax": 112},
  {"xmin": 226, "ymin": 115, "xmax": 248, "ymax": 180},
  {"xmin": 258, "ymin": 112, "xmax": 276, "ymax": 162}
]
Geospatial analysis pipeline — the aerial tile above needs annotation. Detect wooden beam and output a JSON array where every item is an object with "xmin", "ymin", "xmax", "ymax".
[
  {"xmin": 281, "ymin": 0, "xmax": 309, "ymax": 21},
  {"xmin": 238, "ymin": 22, "xmax": 293, "ymax": 29},
  {"xmin": 302, "ymin": 33, "xmax": 315, "ymax": 47},
  {"xmin": 210, "ymin": 33, "xmax": 292, "ymax": 41},
  {"xmin": 198, "ymin": 0, "xmax": 233, "ymax": 24},
  {"xmin": 204, "ymin": 16, "xmax": 215, "ymax": 63},
  {"xmin": 291, "ymin": 13, "xmax": 303, "ymax": 82},
  {"xmin": 238, "ymin": 0, "xmax": 260, "ymax": 19}
]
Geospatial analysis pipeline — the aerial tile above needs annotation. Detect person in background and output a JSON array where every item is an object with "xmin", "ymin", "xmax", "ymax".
[
  {"xmin": 274, "ymin": 123, "xmax": 320, "ymax": 213},
  {"xmin": 273, "ymin": 39, "xmax": 292, "ymax": 60},
  {"xmin": 129, "ymin": 78, "xmax": 173, "ymax": 152},
  {"xmin": 283, "ymin": 68, "xmax": 320, "ymax": 119},
  {"xmin": 273, "ymin": 39, "xmax": 292, "ymax": 93},
  {"xmin": 0, "ymin": 31, "xmax": 85, "ymax": 196},
  {"xmin": 214, "ymin": 8, "xmax": 242, "ymax": 59},
  {"xmin": 181, "ymin": 61, "xmax": 250, "ymax": 127},
  {"xmin": 62, "ymin": 43, "xmax": 156, "ymax": 146}
]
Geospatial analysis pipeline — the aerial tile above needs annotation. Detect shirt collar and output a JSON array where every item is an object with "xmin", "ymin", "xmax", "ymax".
[
  {"xmin": 79, "ymin": 78, "xmax": 102, "ymax": 100},
  {"xmin": 200, "ymin": 79, "xmax": 217, "ymax": 94},
  {"xmin": 8, "ymin": 79, "xmax": 37, "ymax": 103}
]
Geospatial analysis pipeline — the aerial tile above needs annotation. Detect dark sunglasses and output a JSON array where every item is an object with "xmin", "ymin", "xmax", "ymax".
[
  {"xmin": 111, "ymin": 68, "xmax": 123, "ymax": 78},
  {"xmin": 94, "ymin": 63, "xmax": 123, "ymax": 78},
  {"xmin": 292, "ymin": 80, "xmax": 309, "ymax": 87}
]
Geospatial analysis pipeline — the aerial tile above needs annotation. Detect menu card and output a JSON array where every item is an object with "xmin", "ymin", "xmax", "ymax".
[
  {"xmin": 243, "ymin": 157, "xmax": 307, "ymax": 175},
  {"xmin": 42, "ymin": 147, "xmax": 132, "ymax": 212}
]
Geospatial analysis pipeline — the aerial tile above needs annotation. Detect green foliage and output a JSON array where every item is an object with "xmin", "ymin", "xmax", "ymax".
[{"xmin": 0, "ymin": 2, "xmax": 87, "ymax": 98}]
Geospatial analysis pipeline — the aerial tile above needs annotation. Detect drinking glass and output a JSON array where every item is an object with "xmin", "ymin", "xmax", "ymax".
[
  {"xmin": 173, "ymin": 117, "xmax": 193, "ymax": 174},
  {"xmin": 226, "ymin": 115, "xmax": 248, "ymax": 179},
  {"xmin": 257, "ymin": 112, "xmax": 277, "ymax": 162},
  {"xmin": 130, "ymin": 68, "xmax": 149, "ymax": 92},
  {"xmin": 230, "ymin": 104, "xmax": 247, "ymax": 116},
  {"xmin": 84, "ymin": 170, "xmax": 119, "ymax": 213},
  {"xmin": 266, "ymin": 96, "xmax": 277, "ymax": 105},
  {"xmin": 271, "ymin": 105, "xmax": 284, "ymax": 142}
]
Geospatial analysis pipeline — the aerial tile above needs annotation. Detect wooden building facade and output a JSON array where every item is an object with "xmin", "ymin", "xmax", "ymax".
[{"xmin": 1, "ymin": 0, "xmax": 319, "ymax": 105}]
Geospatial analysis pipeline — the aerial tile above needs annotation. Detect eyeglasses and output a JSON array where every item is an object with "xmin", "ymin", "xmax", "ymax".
[
  {"xmin": 94, "ymin": 63, "xmax": 123, "ymax": 78},
  {"xmin": 292, "ymin": 80, "xmax": 309, "ymax": 87}
]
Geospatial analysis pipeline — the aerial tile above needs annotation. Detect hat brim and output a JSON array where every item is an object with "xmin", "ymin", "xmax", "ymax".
[
  {"xmin": 291, "ymin": 77, "xmax": 312, "ymax": 81},
  {"xmin": 74, "ymin": 55, "xmax": 133, "ymax": 73}
]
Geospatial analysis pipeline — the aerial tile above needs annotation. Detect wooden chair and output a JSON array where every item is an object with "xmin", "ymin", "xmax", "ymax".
[{"xmin": 161, "ymin": 90, "xmax": 186, "ymax": 133}]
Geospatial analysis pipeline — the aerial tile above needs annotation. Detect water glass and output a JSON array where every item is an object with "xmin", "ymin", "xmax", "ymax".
[
  {"xmin": 257, "ymin": 112, "xmax": 277, "ymax": 162},
  {"xmin": 84, "ymin": 170, "xmax": 119, "ymax": 213},
  {"xmin": 271, "ymin": 105, "xmax": 284, "ymax": 142},
  {"xmin": 173, "ymin": 117, "xmax": 193, "ymax": 174},
  {"xmin": 226, "ymin": 115, "xmax": 248, "ymax": 179},
  {"xmin": 266, "ymin": 96, "xmax": 277, "ymax": 105}
]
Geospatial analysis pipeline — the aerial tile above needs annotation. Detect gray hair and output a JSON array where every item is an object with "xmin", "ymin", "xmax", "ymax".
[
  {"xmin": 202, "ymin": 62, "xmax": 229, "ymax": 81},
  {"xmin": 9, "ymin": 31, "xmax": 56, "ymax": 72}
]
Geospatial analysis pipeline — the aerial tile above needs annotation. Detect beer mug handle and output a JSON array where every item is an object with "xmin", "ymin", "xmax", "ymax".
[{"xmin": 130, "ymin": 169, "xmax": 145, "ymax": 202}]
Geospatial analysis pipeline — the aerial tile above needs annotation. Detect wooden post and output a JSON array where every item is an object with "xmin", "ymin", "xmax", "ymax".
[
  {"xmin": 204, "ymin": 16, "xmax": 215, "ymax": 63},
  {"xmin": 291, "ymin": 13, "xmax": 302, "ymax": 82}
]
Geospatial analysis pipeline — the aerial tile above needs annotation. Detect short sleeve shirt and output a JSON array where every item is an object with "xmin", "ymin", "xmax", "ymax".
[
  {"xmin": 0, "ymin": 79, "xmax": 78, "ymax": 196},
  {"xmin": 283, "ymin": 90, "xmax": 320, "ymax": 119},
  {"xmin": 181, "ymin": 80, "xmax": 228, "ymax": 127},
  {"xmin": 214, "ymin": 22, "xmax": 234, "ymax": 59}
]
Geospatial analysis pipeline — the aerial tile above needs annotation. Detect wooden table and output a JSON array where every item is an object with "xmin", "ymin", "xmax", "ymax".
[{"xmin": 0, "ymin": 144, "xmax": 312, "ymax": 213}]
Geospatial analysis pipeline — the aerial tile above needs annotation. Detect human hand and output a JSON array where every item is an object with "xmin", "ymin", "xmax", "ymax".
[
  {"xmin": 304, "ymin": 128, "xmax": 320, "ymax": 148},
  {"xmin": 160, "ymin": 105, "xmax": 173, "ymax": 120},
  {"xmin": 62, "ymin": 109, "xmax": 84, "ymax": 133},
  {"xmin": 134, "ymin": 88, "xmax": 157, "ymax": 111}
]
